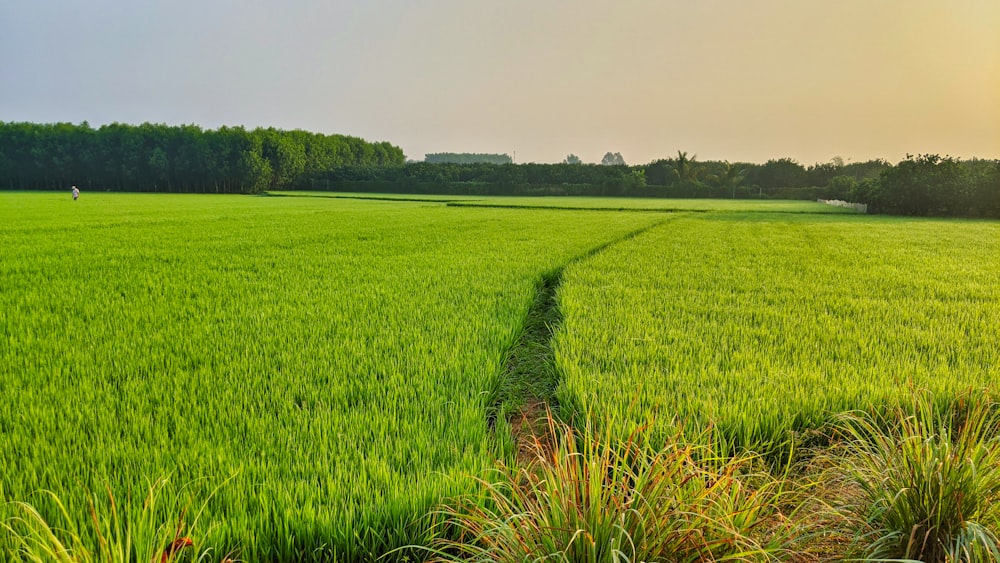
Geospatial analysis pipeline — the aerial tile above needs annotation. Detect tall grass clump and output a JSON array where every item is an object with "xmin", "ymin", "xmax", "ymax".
[
  {"xmin": 838, "ymin": 391, "xmax": 1000, "ymax": 562},
  {"xmin": 1, "ymin": 477, "xmax": 233, "ymax": 563},
  {"xmin": 430, "ymin": 415, "xmax": 801, "ymax": 563}
]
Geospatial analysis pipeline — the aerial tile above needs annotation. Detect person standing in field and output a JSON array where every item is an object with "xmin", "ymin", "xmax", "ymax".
[{"xmin": 72, "ymin": 185, "xmax": 79, "ymax": 201}]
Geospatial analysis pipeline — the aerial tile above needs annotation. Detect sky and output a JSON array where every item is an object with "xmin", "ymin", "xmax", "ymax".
[{"xmin": 2, "ymin": 0, "xmax": 998, "ymax": 165}]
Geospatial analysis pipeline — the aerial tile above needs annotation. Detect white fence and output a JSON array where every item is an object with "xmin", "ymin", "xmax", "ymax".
[{"xmin": 818, "ymin": 199, "xmax": 867, "ymax": 213}]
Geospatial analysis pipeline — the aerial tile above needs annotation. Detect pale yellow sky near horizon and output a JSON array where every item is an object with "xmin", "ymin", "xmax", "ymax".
[
  {"xmin": 382, "ymin": 0, "xmax": 1000, "ymax": 164},
  {"xmin": 2, "ymin": 0, "xmax": 998, "ymax": 164}
]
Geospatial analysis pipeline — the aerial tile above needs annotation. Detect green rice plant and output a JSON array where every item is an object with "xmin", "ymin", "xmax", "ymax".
[
  {"xmin": 272, "ymin": 192, "xmax": 857, "ymax": 213},
  {"xmin": 837, "ymin": 391, "xmax": 1000, "ymax": 562},
  {"xmin": 446, "ymin": 197, "xmax": 859, "ymax": 214},
  {"xmin": 0, "ymin": 192, "xmax": 659, "ymax": 560},
  {"xmin": 429, "ymin": 414, "xmax": 802, "ymax": 563},
  {"xmin": 554, "ymin": 214, "xmax": 1000, "ymax": 456},
  {"xmin": 1, "ymin": 477, "xmax": 235, "ymax": 563}
]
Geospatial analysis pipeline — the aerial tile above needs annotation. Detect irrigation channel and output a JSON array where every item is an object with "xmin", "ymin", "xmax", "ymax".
[{"xmin": 493, "ymin": 220, "xmax": 666, "ymax": 461}]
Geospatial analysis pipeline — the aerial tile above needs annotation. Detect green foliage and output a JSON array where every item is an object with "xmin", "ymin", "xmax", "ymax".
[
  {"xmin": 432, "ymin": 416, "xmax": 799, "ymax": 563},
  {"xmin": 322, "ymin": 161, "xmax": 658, "ymax": 196},
  {"xmin": 309, "ymin": 154, "xmax": 892, "ymax": 200},
  {"xmin": 4, "ymin": 191, "xmax": 998, "ymax": 559},
  {"xmin": 278, "ymin": 192, "xmax": 858, "ymax": 213},
  {"xmin": 0, "ymin": 192, "xmax": 657, "ymax": 561},
  {"xmin": 554, "ymin": 214, "xmax": 1000, "ymax": 456},
  {"xmin": 0, "ymin": 121, "xmax": 404, "ymax": 193},
  {"xmin": 599, "ymin": 152, "xmax": 625, "ymax": 166},
  {"xmin": 424, "ymin": 153, "xmax": 512, "ymax": 165},
  {"xmin": 839, "ymin": 392, "xmax": 1000, "ymax": 562},
  {"xmin": 671, "ymin": 151, "xmax": 697, "ymax": 183},
  {"xmin": 2, "ymin": 477, "xmax": 229, "ymax": 563},
  {"xmin": 857, "ymin": 154, "xmax": 1000, "ymax": 218},
  {"xmin": 743, "ymin": 158, "xmax": 808, "ymax": 190},
  {"xmin": 825, "ymin": 174, "xmax": 857, "ymax": 200},
  {"xmin": 486, "ymin": 272, "xmax": 563, "ymax": 424}
]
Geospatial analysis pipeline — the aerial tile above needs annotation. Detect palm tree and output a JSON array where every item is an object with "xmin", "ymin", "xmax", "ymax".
[
  {"xmin": 672, "ymin": 151, "xmax": 700, "ymax": 184},
  {"xmin": 719, "ymin": 161, "xmax": 746, "ymax": 198}
]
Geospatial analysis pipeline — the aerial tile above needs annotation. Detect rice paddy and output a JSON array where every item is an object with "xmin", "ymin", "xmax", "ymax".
[
  {"xmin": 0, "ymin": 192, "xmax": 657, "ymax": 560},
  {"xmin": 554, "ymin": 213, "xmax": 1000, "ymax": 453},
  {"xmin": 271, "ymin": 192, "xmax": 859, "ymax": 213},
  {"xmin": 2, "ymin": 192, "xmax": 998, "ymax": 561}
]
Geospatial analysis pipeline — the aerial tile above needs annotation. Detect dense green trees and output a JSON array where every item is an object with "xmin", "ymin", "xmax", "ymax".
[
  {"xmin": 647, "ymin": 156, "xmax": 891, "ymax": 199},
  {"xmin": 4, "ymin": 122, "xmax": 994, "ymax": 217},
  {"xmin": 424, "ymin": 153, "xmax": 512, "ymax": 164},
  {"xmin": 0, "ymin": 122, "xmax": 403, "ymax": 193},
  {"xmin": 316, "ymin": 161, "xmax": 651, "ymax": 196},
  {"xmin": 320, "ymin": 155, "xmax": 997, "ymax": 218},
  {"xmin": 600, "ymin": 152, "xmax": 626, "ymax": 166},
  {"xmin": 312, "ymin": 155, "xmax": 954, "ymax": 203},
  {"xmin": 743, "ymin": 157, "xmax": 808, "ymax": 189},
  {"xmin": 850, "ymin": 155, "xmax": 1000, "ymax": 218}
]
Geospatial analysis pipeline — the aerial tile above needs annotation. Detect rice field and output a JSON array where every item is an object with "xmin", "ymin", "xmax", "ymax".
[
  {"xmin": 445, "ymin": 196, "xmax": 858, "ymax": 213},
  {"xmin": 270, "ymin": 192, "xmax": 858, "ymax": 214},
  {"xmin": 3, "ymin": 192, "xmax": 998, "ymax": 561},
  {"xmin": 0, "ymin": 192, "xmax": 658, "ymax": 561},
  {"xmin": 554, "ymin": 213, "xmax": 1000, "ymax": 453}
]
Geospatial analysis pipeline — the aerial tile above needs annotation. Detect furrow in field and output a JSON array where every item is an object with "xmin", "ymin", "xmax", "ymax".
[
  {"xmin": 0, "ymin": 192, "xmax": 664, "ymax": 562},
  {"xmin": 493, "ymin": 220, "xmax": 669, "ymax": 462}
]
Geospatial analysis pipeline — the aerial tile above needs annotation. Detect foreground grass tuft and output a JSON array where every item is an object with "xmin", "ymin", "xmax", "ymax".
[
  {"xmin": 838, "ymin": 392, "xmax": 1000, "ymax": 562},
  {"xmin": 1, "ymin": 477, "xmax": 234, "ymax": 563},
  {"xmin": 430, "ymin": 415, "xmax": 802, "ymax": 563}
]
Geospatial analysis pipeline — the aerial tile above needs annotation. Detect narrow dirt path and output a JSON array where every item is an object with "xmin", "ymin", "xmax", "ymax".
[
  {"xmin": 493, "ymin": 220, "xmax": 668, "ymax": 465},
  {"xmin": 494, "ymin": 270, "xmax": 563, "ymax": 464}
]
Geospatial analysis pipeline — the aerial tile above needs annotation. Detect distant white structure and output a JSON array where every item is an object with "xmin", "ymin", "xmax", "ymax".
[{"xmin": 818, "ymin": 198, "xmax": 867, "ymax": 213}]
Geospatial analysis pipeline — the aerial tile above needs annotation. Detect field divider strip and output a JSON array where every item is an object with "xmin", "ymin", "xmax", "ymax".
[
  {"xmin": 490, "ymin": 219, "xmax": 669, "ymax": 464},
  {"xmin": 447, "ymin": 202, "xmax": 709, "ymax": 213},
  {"xmin": 263, "ymin": 191, "xmax": 480, "ymax": 203}
]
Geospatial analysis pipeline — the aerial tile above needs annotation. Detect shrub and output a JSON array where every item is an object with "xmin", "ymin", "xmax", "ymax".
[
  {"xmin": 430, "ymin": 415, "xmax": 801, "ymax": 563},
  {"xmin": 839, "ymin": 392, "xmax": 1000, "ymax": 562},
  {"xmin": 1, "ymin": 477, "xmax": 233, "ymax": 563}
]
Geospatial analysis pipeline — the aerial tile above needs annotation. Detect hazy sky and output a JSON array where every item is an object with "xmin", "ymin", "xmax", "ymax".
[{"xmin": 2, "ymin": 0, "xmax": 998, "ymax": 165}]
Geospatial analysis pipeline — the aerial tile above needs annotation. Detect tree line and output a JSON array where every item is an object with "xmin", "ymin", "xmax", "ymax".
[
  {"xmin": 642, "ymin": 153, "xmax": 892, "ymax": 199},
  {"xmin": 424, "ymin": 153, "xmax": 512, "ymax": 164},
  {"xmin": 318, "ymin": 161, "xmax": 649, "ymax": 196},
  {"xmin": 0, "ymin": 121, "xmax": 404, "ymax": 193},
  {"xmin": 3, "ymin": 122, "xmax": 995, "ymax": 218},
  {"xmin": 849, "ymin": 154, "xmax": 1000, "ymax": 218},
  {"xmin": 314, "ymin": 153, "xmax": 892, "ymax": 200},
  {"xmin": 318, "ymin": 153, "xmax": 999, "ymax": 218}
]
